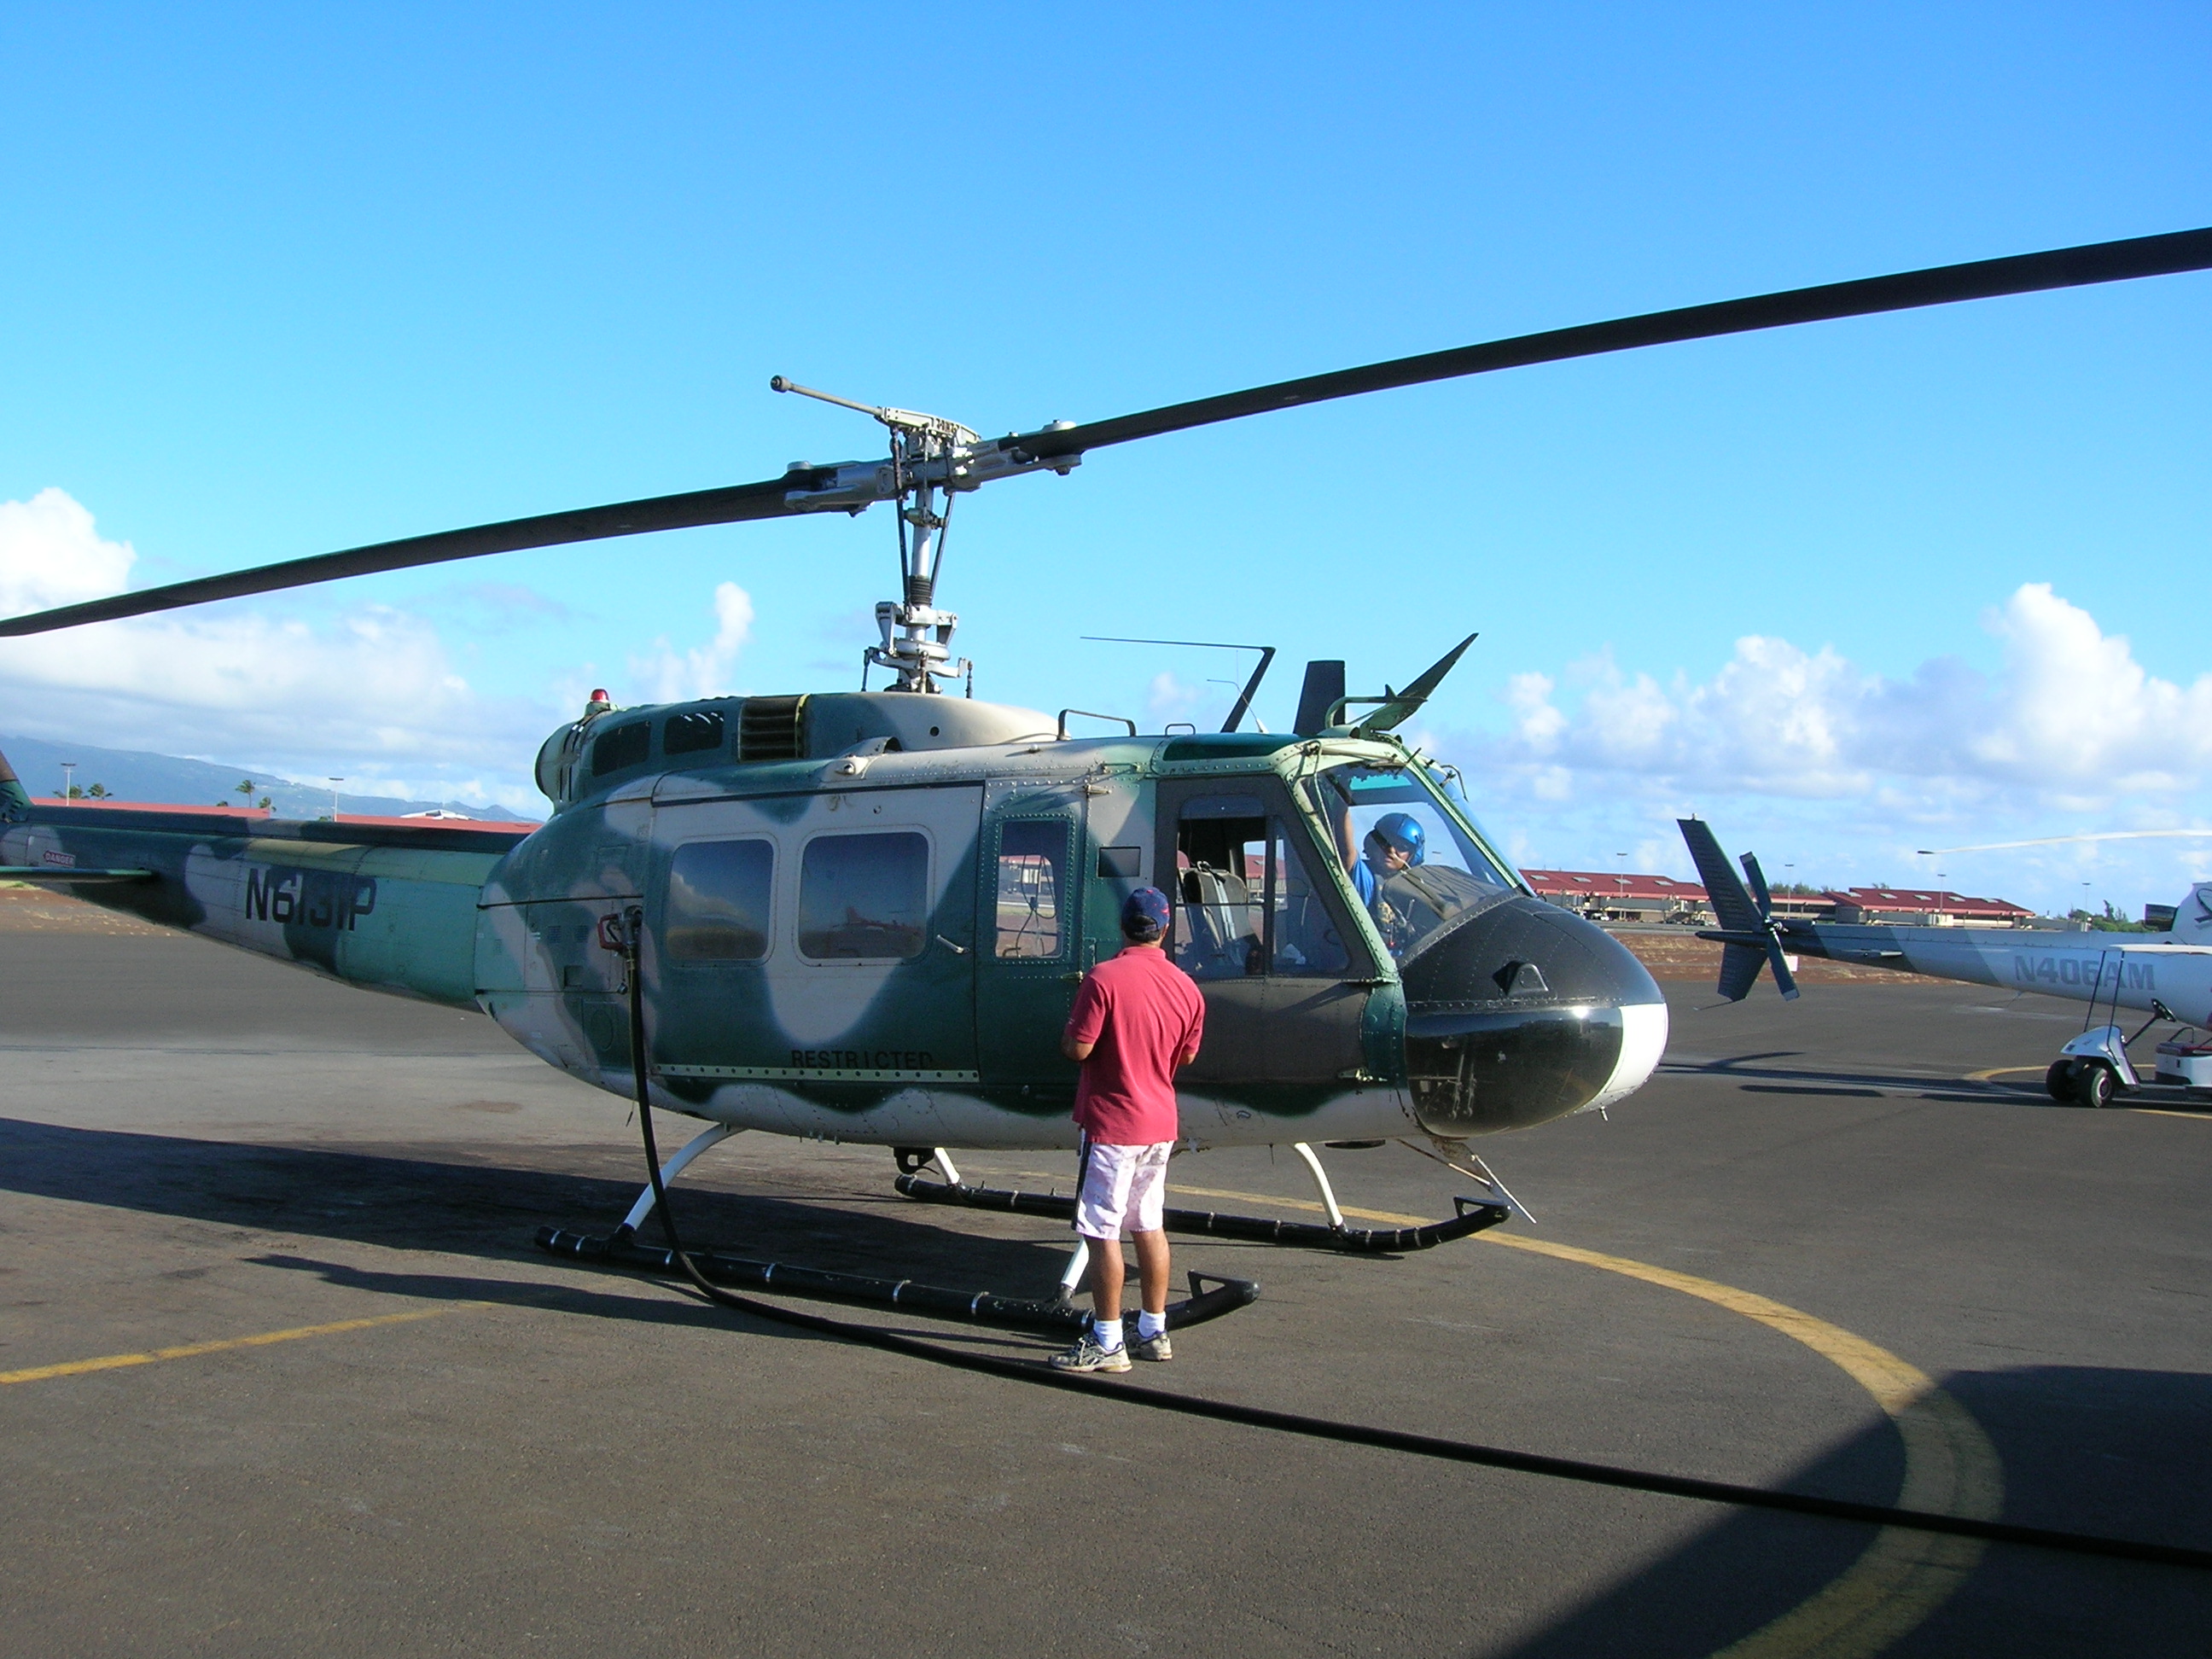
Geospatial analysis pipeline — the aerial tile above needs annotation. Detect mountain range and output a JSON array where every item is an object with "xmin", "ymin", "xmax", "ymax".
[{"xmin": 1, "ymin": 733, "xmax": 543, "ymax": 824}]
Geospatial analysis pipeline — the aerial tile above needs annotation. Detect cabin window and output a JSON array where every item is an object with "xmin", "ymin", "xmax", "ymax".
[
  {"xmin": 591, "ymin": 720, "xmax": 651, "ymax": 777},
  {"xmin": 798, "ymin": 832, "xmax": 929, "ymax": 960},
  {"xmin": 666, "ymin": 839, "xmax": 773, "ymax": 961},
  {"xmin": 994, "ymin": 818, "xmax": 1069, "ymax": 959},
  {"xmin": 663, "ymin": 710, "xmax": 726, "ymax": 757},
  {"xmin": 1172, "ymin": 795, "xmax": 1348, "ymax": 979},
  {"xmin": 1266, "ymin": 824, "xmax": 1350, "ymax": 976},
  {"xmin": 1172, "ymin": 796, "xmax": 1267, "ymax": 980}
]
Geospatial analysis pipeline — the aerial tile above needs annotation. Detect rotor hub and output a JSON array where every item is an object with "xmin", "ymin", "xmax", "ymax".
[{"xmin": 771, "ymin": 377, "xmax": 1081, "ymax": 693}]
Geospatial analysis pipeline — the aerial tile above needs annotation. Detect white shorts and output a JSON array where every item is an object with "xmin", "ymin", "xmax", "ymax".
[{"xmin": 1074, "ymin": 1138, "xmax": 1173, "ymax": 1238}]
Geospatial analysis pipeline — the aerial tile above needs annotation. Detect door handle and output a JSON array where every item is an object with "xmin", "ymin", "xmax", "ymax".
[{"xmin": 935, "ymin": 934, "xmax": 969, "ymax": 956}]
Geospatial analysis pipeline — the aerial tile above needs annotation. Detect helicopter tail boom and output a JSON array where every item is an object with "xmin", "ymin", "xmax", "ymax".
[{"xmin": 0, "ymin": 793, "xmax": 524, "ymax": 1008}]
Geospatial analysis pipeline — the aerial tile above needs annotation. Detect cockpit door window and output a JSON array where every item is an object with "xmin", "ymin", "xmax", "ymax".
[
  {"xmin": 1309, "ymin": 763, "xmax": 1516, "ymax": 960},
  {"xmin": 1267, "ymin": 824, "xmax": 1350, "ymax": 976},
  {"xmin": 1170, "ymin": 795, "xmax": 1350, "ymax": 980}
]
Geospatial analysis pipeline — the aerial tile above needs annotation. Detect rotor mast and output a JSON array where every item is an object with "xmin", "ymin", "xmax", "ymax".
[{"xmin": 771, "ymin": 377, "xmax": 1078, "ymax": 694}]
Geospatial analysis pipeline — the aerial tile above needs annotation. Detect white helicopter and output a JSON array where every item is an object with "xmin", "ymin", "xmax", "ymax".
[{"xmin": 1681, "ymin": 818, "xmax": 2212, "ymax": 1109}]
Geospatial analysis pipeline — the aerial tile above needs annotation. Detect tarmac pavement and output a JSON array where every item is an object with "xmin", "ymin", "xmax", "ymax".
[{"xmin": 1, "ymin": 898, "xmax": 2206, "ymax": 1656}]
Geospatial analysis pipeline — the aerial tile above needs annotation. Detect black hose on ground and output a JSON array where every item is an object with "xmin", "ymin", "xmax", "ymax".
[{"xmin": 608, "ymin": 910, "xmax": 2212, "ymax": 1575}]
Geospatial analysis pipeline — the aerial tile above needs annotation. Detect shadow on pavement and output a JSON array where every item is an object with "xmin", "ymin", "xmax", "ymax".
[
  {"xmin": 246, "ymin": 1253, "xmax": 1067, "ymax": 1354},
  {"xmin": 1493, "ymin": 1366, "xmax": 2212, "ymax": 1658},
  {"xmin": 0, "ymin": 1115, "xmax": 1080, "ymax": 1301}
]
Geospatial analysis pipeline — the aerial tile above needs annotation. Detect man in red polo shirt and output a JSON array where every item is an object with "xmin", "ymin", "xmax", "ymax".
[{"xmin": 1051, "ymin": 886, "xmax": 1205, "ymax": 1374}]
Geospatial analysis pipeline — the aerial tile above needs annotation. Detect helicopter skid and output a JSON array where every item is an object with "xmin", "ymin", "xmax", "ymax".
[
  {"xmin": 534, "ymin": 1225, "xmax": 1259, "ymax": 1335},
  {"xmin": 893, "ymin": 1175, "xmax": 1510, "ymax": 1254}
]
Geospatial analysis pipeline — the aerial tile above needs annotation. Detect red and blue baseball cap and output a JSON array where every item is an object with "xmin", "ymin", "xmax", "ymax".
[{"xmin": 1121, "ymin": 886, "xmax": 1172, "ymax": 941}]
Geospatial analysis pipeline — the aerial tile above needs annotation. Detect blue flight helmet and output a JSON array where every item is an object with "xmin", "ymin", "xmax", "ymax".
[
  {"xmin": 1366, "ymin": 812, "xmax": 1426, "ymax": 867},
  {"xmin": 1121, "ymin": 886, "xmax": 1173, "ymax": 942}
]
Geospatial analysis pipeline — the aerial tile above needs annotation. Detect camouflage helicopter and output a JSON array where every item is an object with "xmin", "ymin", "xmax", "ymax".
[{"xmin": 4, "ymin": 226, "xmax": 2208, "ymax": 1330}]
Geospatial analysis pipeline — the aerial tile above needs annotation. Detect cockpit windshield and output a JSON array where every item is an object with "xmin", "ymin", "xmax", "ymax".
[{"xmin": 1307, "ymin": 761, "xmax": 1519, "ymax": 959}]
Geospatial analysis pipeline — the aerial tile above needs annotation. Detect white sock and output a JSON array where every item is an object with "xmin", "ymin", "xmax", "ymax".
[
  {"xmin": 1092, "ymin": 1317, "xmax": 1124, "ymax": 1351},
  {"xmin": 1137, "ymin": 1311, "xmax": 1167, "ymax": 1342}
]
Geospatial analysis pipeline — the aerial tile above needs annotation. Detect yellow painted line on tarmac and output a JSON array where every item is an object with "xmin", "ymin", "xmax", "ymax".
[
  {"xmin": 0, "ymin": 1303, "xmax": 483, "ymax": 1387},
  {"xmin": 1168, "ymin": 1181, "xmax": 2002, "ymax": 1659}
]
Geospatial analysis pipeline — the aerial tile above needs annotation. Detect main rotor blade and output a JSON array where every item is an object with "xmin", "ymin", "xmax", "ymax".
[
  {"xmin": 0, "ymin": 473, "xmax": 819, "ymax": 637},
  {"xmin": 8, "ymin": 226, "xmax": 2205, "ymax": 638},
  {"xmin": 1004, "ymin": 226, "xmax": 2212, "ymax": 462}
]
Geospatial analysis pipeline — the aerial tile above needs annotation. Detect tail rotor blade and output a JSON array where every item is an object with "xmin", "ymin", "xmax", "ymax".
[
  {"xmin": 1740, "ymin": 851, "xmax": 1775, "ymax": 918},
  {"xmin": 1683, "ymin": 819, "xmax": 1803, "ymax": 1002},
  {"xmin": 1765, "ymin": 939, "xmax": 1801, "ymax": 1002}
]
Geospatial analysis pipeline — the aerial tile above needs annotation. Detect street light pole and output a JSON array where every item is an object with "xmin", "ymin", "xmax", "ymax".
[
  {"xmin": 327, "ymin": 778, "xmax": 344, "ymax": 822},
  {"xmin": 61, "ymin": 762, "xmax": 75, "ymax": 802}
]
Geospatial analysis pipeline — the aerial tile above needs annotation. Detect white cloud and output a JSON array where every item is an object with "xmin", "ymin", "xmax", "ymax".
[
  {"xmin": 1444, "ymin": 584, "xmax": 2212, "ymax": 914},
  {"xmin": 628, "ymin": 580, "xmax": 755, "ymax": 702},
  {"xmin": 0, "ymin": 488, "xmax": 560, "ymax": 811},
  {"xmin": 1145, "ymin": 669, "xmax": 1202, "ymax": 724},
  {"xmin": 0, "ymin": 489, "xmax": 135, "ymax": 613},
  {"xmin": 1479, "ymin": 584, "xmax": 2212, "ymax": 807}
]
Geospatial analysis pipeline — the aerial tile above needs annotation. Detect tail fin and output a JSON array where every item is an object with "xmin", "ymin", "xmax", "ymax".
[
  {"xmin": 2169, "ymin": 882, "xmax": 2212, "ymax": 944},
  {"xmin": 0, "ymin": 744, "xmax": 31, "ymax": 824},
  {"xmin": 1678, "ymin": 818, "xmax": 1799, "ymax": 1002}
]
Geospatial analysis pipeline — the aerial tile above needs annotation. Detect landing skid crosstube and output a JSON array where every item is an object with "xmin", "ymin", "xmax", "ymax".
[
  {"xmin": 893, "ymin": 1174, "xmax": 1511, "ymax": 1253},
  {"xmin": 535, "ymin": 1225, "xmax": 1258, "ymax": 1335}
]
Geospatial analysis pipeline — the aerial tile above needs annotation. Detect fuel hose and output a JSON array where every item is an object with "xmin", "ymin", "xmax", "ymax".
[{"xmin": 613, "ymin": 911, "xmax": 2210, "ymax": 1575}]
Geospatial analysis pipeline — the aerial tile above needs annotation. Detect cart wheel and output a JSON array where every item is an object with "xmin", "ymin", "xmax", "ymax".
[
  {"xmin": 2045, "ymin": 1060, "xmax": 2075, "ymax": 1101},
  {"xmin": 2075, "ymin": 1063, "xmax": 2116, "ymax": 1109}
]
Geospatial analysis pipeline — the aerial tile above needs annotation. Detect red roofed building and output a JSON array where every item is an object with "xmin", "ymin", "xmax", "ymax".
[
  {"xmin": 1825, "ymin": 888, "xmax": 2030, "ymax": 927},
  {"xmin": 1522, "ymin": 868, "xmax": 1711, "ymax": 923}
]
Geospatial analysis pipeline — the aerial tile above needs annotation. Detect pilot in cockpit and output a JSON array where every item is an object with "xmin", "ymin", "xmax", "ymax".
[
  {"xmin": 1350, "ymin": 811, "xmax": 1491, "ymax": 958},
  {"xmin": 1351, "ymin": 812, "xmax": 1422, "ymax": 905}
]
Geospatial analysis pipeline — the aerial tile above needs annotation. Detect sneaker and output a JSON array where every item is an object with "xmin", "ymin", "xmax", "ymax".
[
  {"xmin": 1131, "ymin": 1330, "xmax": 1173, "ymax": 1363},
  {"xmin": 1051, "ymin": 1332, "xmax": 1132, "ymax": 1374}
]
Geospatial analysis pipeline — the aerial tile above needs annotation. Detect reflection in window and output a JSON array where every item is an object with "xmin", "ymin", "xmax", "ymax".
[
  {"xmin": 1309, "ymin": 762, "xmax": 1513, "ymax": 960},
  {"xmin": 666, "ymin": 839, "xmax": 773, "ymax": 961},
  {"xmin": 995, "ymin": 818, "xmax": 1068, "ymax": 959},
  {"xmin": 663, "ymin": 709, "xmax": 725, "ymax": 757},
  {"xmin": 799, "ymin": 832, "xmax": 929, "ymax": 959},
  {"xmin": 591, "ymin": 720, "xmax": 651, "ymax": 777},
  {"xmin": 1268, "ymin": 825, "xmax": 1350, "ymax": 976},
  {"xmin": 1172, "ymin": 797, "xmax": 1348, "ymax": 980}
]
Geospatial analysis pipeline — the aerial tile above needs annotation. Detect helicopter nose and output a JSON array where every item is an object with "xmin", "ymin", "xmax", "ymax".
[{"xmin": 1398, "ymin": 896, "xmax": 1668, "ymax": 1136}]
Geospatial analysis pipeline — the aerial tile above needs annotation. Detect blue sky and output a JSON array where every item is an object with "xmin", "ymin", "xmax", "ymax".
[{"xmin": 2, "ymin": 3, "xmax": 2207, "ymax": 913}]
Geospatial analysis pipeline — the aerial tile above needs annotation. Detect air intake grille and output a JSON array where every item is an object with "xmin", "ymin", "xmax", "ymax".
[{"xmin": 738, "ymin": 695, "xmax": 807, "ymax": 762}]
